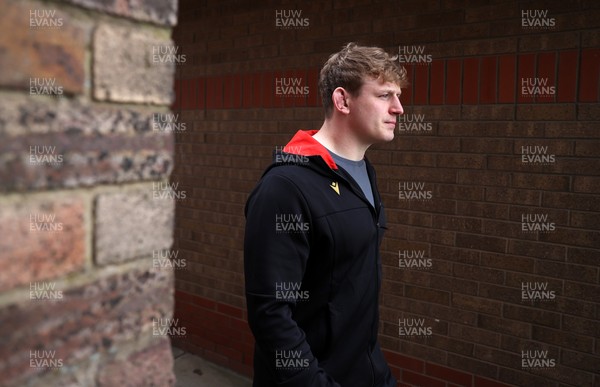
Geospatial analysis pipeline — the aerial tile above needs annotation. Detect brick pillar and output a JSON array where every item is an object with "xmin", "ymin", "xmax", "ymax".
[{"xmin": 0, "ymin": 0, "xmax": 180, "ymax": 385}]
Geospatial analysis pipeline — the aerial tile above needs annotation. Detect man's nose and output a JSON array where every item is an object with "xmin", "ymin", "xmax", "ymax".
[{"xmin": 391, "ymin": 95, "xmax": 404, "ymax": 115}]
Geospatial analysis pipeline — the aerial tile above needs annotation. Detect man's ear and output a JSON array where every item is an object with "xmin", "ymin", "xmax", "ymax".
[{"xmin": 332, "ymin": 87, "xmax": 350, "ymax": 115}]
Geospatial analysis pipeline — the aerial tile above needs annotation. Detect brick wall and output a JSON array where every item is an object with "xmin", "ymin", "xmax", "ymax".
[
  {"xmin": 171, "ymin": 1, "xmax": 599, "ymax": 386},
  {"xmin": 0, "ymin": 0, "xmax": 179, "ymax": 385}
]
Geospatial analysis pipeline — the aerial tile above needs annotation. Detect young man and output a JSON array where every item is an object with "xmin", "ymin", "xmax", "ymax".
[{"xmin": 244, "ymin": 43, "xmax": 407, "ymax": 386}]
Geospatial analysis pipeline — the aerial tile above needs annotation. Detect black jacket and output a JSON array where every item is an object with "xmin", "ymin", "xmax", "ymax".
[{"xmin": 244, "ymin": 130, "xmax": 396, "ymax": 387}]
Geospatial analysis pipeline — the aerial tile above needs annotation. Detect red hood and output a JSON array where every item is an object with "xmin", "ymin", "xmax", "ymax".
[{"xmin": 282, "ymin": 130, "xmax": 338, "ymax": 170}]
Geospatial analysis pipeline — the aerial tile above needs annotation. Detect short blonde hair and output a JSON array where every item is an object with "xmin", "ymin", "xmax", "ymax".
[{"xmin": 319, "ymin": 43, "xmax": 408, "ymax": 117}]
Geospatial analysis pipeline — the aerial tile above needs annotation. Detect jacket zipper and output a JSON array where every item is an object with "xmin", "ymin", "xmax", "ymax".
[{"xmin": 331, "ymin": 167, "xmax": 382, "ymax": 387}]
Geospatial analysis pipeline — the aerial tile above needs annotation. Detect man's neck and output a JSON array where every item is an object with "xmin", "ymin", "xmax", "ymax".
[{"xmin": 312, "ymin": 121, "xmax": 370, "ymax": 161}]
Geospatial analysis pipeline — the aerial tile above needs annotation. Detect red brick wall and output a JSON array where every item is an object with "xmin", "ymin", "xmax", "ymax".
[{"xmin": 171, "ymin": 1, "xmax": 599, "ymax": 386}]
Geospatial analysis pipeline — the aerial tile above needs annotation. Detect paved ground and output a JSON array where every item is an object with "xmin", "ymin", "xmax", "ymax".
[{"xmin": 173, "ymin": 346, "xmax": 252, "ymax": 387}]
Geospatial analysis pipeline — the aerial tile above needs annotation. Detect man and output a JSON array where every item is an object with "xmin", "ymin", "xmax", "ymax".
[{"xmin": 244, "ymin": 42, "xmax": 407, "ymax": 386}]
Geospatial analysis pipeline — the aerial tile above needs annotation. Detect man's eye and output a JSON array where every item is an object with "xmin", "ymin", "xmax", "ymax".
[{"xmin": 380, "ymin": 93, "xmax": 390, "ymax": 98}]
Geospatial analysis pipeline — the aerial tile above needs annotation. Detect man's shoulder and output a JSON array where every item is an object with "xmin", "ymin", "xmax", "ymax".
[
  {"xmin": 262, "ymin": 162, "xmax": 318, "ymax": 181},
  {"xmin": 253, "ymin": 163, "xmax": 326, "ymax": 198},
  {"xmin": 246, "ymin": 165, "xmax": 315, "ymax": 211}
]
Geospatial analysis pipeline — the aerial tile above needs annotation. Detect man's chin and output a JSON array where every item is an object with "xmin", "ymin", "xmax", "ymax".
[
  {"xmin": 371, "ymin": 136, "xmax": 394, "ymax": 147},
  {"xmin": 382, "ymin": 130, "xmax": 395, "ymax": 142}
]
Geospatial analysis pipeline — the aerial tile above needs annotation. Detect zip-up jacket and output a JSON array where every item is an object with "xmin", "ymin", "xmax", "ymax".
[{"xmin": 244, "ymin": 130, "xmax": 396, "ymax": 387}]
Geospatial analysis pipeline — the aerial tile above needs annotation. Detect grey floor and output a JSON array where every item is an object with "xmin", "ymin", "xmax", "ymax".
[{"xmin": 173, "ymin": 346, "xmax": 252, "ymax": 387}]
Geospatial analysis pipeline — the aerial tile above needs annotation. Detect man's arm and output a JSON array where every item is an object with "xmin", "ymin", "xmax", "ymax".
[{"xmin": 244, "ymin": 173, "xmax": 339, "ymax": 387}]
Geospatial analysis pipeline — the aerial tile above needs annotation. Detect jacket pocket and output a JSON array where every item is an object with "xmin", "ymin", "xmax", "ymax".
[
  {"xmin": 369, "ymin": 343, "xmax": 394, "ymax": 387},
  {"xmin": 323, "ymin": 302, "xmax": 338, "ymax": 356},
  {"xmin": 303, "ymin": 306, "xmax": 331, "ymax": 360}
]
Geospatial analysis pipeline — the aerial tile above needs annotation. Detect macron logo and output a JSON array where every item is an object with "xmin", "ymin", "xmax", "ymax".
[{"xmin": 330, "ymin": 181, "xmax": 340, "ymax": 195}]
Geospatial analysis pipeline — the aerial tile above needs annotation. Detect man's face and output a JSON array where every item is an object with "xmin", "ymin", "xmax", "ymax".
[{"xmin": 346, "ymin": 77, "xmax": 404, "ymax": 144}]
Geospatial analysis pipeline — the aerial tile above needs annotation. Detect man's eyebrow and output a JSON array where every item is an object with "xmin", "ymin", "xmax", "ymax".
[{"xmin": 378, "ymin": 88, "xmax": 402, "ymax": 95}]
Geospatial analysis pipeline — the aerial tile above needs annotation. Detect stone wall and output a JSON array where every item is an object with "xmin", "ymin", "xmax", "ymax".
[{"xmin": 0, "ymin": 0, "xmax": 179, "ymax": 385}]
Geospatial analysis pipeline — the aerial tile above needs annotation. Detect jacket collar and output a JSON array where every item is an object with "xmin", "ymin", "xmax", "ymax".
[{"xmin": 283, "ymin": 130, "xmax": 338, "ymax": 170}]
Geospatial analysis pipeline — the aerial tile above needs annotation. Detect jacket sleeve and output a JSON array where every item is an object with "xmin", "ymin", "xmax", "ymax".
[{"xmin": 244, "ymin": 173, "xmax": 340, "ymax": 387}]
